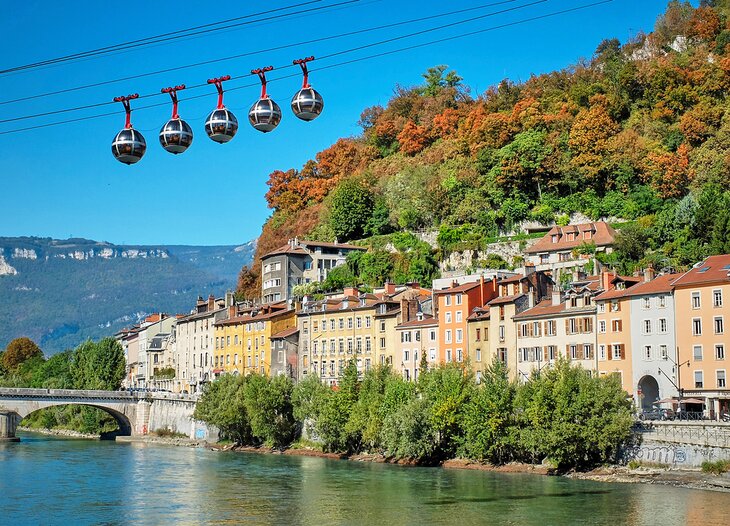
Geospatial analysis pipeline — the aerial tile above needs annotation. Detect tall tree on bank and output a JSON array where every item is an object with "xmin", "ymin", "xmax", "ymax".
[
  {"xmin": 2, "ymin": 337, "xmax": 43, "ymax": 372},
  {"xmin": 71, "ymin": 338, "xmax": 126, "ymax": 390}
]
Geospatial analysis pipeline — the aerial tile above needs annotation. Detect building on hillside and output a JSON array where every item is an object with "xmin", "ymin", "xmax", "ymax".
[
  {"xmin": 467, "ymin": 307, "xmax": 490, "ymax": 383},
  {"xmin": 624, "ymin": 271, "xmax": 680, "ymax": 412},
  {"xmin": 213, "ymin": 302, "xmax": 296, "ymax": 377},
  {"xmin": 486, "ymin": 270, "xmax": 554, "ymax": 380},
  {"xmin": 270, "ymin": 327, "xmax": 300, "ymax": 380},
  {"xmin": 524, "ymin": 222, "xmax": 616, "ymax": 274},
  {"xmin": 145, "ymin": 332, "xmax": 175, "ymax": 391},
  {"xmin": 595, "ymin": 274, "xmax": 642, "ymax": 395},
  {"xmin": 512, "ymin": 275, "xmax": 602, "ymax": 381},
  {"xmin": 260, "ymin": 238, "xmax": 366, "ymax": 303},
  {"xmin": 672, "ymin": 254, "xmax": 730, "ymax": 418},
  {"xmin": 174, "ymin": 294, "xmax": 232, "ymax": 393},
  {"xmin": 296, "ymin": 284, "xmax": 428, "ymax": 385},
  {"xmin": 395, "ymin": 313, "xmax": 438, "ymax": 382},
  {"xmin": 117, "ymin": 313, "xmax": 176, "ymax": 389},
  {"xmin": 434, "ymin": 277, "xmax": 499, "ymax": 365}
]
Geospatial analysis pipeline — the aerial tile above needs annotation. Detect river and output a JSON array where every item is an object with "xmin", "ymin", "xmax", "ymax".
[{"xmin": 1, "ymin": 433, "xmax": 727, "ymax": 525}]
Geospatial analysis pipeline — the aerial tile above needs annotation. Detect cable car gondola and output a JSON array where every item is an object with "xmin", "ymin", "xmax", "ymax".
[
  {"xmin": 291, "ymin": 56, "xmax": 323, "ymax": 121},
  {"xmin": 204, "ymin": 76, "xmax": 238, "ymax": 143},
  {"xmin": 159, "ymin": 85, "xmax": 193, "ymax": 154},
  {"xmin": 111, "ymin": 94, "xmax": 146, "ymax": 165},
  {"xmin": 249, "ymin": 66, "xmax": 281, "ymax": 133}
]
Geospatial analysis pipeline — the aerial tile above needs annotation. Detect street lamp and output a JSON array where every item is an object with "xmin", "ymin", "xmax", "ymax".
[{"xmin": 659, "ymin": 352, "xmax": 690, "ymax": 410}]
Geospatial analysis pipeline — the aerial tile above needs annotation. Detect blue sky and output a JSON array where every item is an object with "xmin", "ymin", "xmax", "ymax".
[{"xmin": 0, "ymin": 0, "xmax": 669, "ymax": 246}]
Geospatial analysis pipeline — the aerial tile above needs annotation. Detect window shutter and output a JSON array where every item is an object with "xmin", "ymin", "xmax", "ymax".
[
  {"xmin": 620, "ymin": 344, "xmax": 625, "ymax": 360},
  {"xmin": 577, "ymin": 318, "xmax": 584, "ymax": 333},
  {"xmin": 565, "ymin": 345, "xmax": 570, "ymax": 359},
  {"xmin": 578, "ymin": 344, "xmax": 584, "ymax": 360},
  {"xmin": 565, "ymin": 319, "xmax": 570, "ymax": 334},
  {"xmin": 607, "ymin": 347, "xmax": 612, "ymax": 361},
  {"xmin": 544, "ymin": 347, "xmax": 549, "ymax": 361}
]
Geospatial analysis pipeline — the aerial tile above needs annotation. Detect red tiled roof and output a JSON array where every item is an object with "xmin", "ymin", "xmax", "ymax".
[
  {"xmin": 467, "ymin": 307, "xmax": 490, "ymax": 321},
  {"xmin": 623, "ymin": 274, "xmax": 680, "ymax": 297},
  {"xmin": 263, "ymin": 240, "xmax": 366, "ymax": 258},
  {"xmin": 396, "ymin": 316, "xmax": 437, "ymax": 329},
  {"xmin": 672, "ymin": 254, "xmax": 730, "ymax": 288},
  {"xmin": 499, "ymin": 274, "xmax": 524, "ymax": 284},
  {"xmin": 525, "ymin": 222, "xmax": 616, "ymax": 254},
  {"xmin": 271, "ymin": 327, "xmax": 300, "ymax": 339},
  {"xmin": 487, "ymin": 294, "xmax": 525, "ymax": 306},
  {"xmin": 434, "ymin": 281, "xmax": 482, "ymax": 294}
]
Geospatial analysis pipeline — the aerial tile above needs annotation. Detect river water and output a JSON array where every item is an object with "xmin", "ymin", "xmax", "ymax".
[{"xmin": 1, "ymin": 433, "xmax": 727, "ymax": 526}]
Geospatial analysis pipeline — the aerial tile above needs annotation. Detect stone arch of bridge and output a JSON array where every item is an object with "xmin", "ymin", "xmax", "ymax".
[{"xmin": 2, "ymin": 402, "xmax": 133, "ymax": 437}]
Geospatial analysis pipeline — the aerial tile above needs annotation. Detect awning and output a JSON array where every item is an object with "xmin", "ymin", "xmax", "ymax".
[
  {"xmin": 212, "ymin": 368, "xmax": 223, "ymax": 374},
  {"xmin": 654, "ymin": 398, "xmax": 676, "ymax": 405},
  {"xmin": 681, "ymin": 398, "xmax": 705, "ymax": 404}
]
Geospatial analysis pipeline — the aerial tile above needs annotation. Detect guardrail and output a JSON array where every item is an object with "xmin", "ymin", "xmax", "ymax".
[
  {"xmin": 634, "ymin": 421, "xmax": 730, "ymax": 448},
  {"xmin": 0, "ymin": 388, "xmax": 198, "ymax": 402}
]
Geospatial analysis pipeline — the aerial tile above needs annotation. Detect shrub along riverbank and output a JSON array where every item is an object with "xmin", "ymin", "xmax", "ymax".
[{"xmin": 194, "ymin": 359, "xmax": 634, "ymax": 472}]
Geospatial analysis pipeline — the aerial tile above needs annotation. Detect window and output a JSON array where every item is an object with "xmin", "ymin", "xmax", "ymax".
[
  {"xmin": 643, "ymin": 320, "xmax": 652, "ymax": 335},
  {"xmin": 475, "ymin": 328, "xmax": 481, "ymax": 341},
  {"xmin": 430, "ymin": 349, "xmax": 436, "ymax": 361},
  {"xmin": 476, "ymin": 371, "xmax": 482, "ymax": 384},
  {"xmin": 347, "ymin": 339, "xmax": 353, "ymax": 354},
  {"xmin": 356, "ymin": 317, "xmax": 362, "ymax": 329},
  {"xmin": 520, "ymin": 348, "xmax": 529, "ymax": 362},
  {"xmin": 660, "ymin": 345, "xmax": 668, "ymax": 359},
  {"xmin": 598, "ymin": 303, "xmax": 606, "ymax": 314},
  {"xmin": 415, "ymin": 331, "xmax": 420, "ymax": 342},
  {"xmin": 693, "ymin": 318, "xmax": 702, "ymax": 336},
  {"xmin": 644, "ymin": 345, "xmax": 652, "ymax": 360},
  {"xmin": 339, "ymin": 318, "xmax": 344, "ymax": 330},
  {"xmin": 715, "ymin": 317, "xmax": 724, "ymax": 335},
  {"xmin": 611, "ymin": 301, "xmax": 620, "ymax": 312},
  {"xmin": 718, "ymin": 370, "xmax": 727, "ymax": 388},
  {"xmin": 612, "ymin": 344, "xmax": 622, "ymax": 360},
  {"xmin": 226, "ymin": 336, "xmax": 231, "ymax": 346},
  {"xmin": 429, "ymin": 330, "xmax": 436, "ymax": 341},
  {"xmin": 611, "ymin": 319, "xmax": 622, "ymax": 332},
  {"xmin": 717, "ymin": 344, "xmax": 726, "ymax": 360},
  {"xmin": 598, "ymin": 320, "xmax": 606, "ymax": 334},
  {"xmin": 643, "ymin": 298, "xmax": 651, "ymax": 309},
  {"xmin": 458, "ymin": 349, "xmax": 464, "ymax": 362},
  {"xmin": 455, "ymin": 311, "xmax": 462, "ymax": 323},
  {"xmin": 599, "ymin": 345, "xmax": 606, "ymax": 361},
  {"xmin": 546, "ymin": 320, "xmax": 556, "ymax": 336},
  {"xmin": 379, "ymin": 320, "xmax": 386, "ymax": 333},
  {"xmin": 446, "ymin": 349, "xmax": 452, "ymax": 362},
  {"xmin": 445, "ymin": 330, "xmax": 452, "ymax": 344},
  {"xmin": 365, "ymin": 316, "xmax": 372, "ymax": 328},
  {"xmin": 365, "ymin": 338, "xmax": 371, "ymax": 353},
  {"xmin": 692, "ymin": 292, "xmax": 701, "ymax": 309},
  {"xmin": 339, "ymin": 339, "xmax": 345, "ymax": 353},
  {"xmin": 570, "ymin": 345, "xmax": 578, "ymax": 360},
  {"xmin": 540, "ymin": 254, "xmax": 549, "ymax": 264},
  {"xmin": 694, "ymin": 370, "xmax": 703, "ymax": 389},
  {"xmin": 499, "ymin": 325, "xmax": 505, "ymax": 342},
  {"xmin": 404, "ymin": 350, "xmax": 410, "ymax": 362},
  {"xmin": 380, "ymin": 338, "xmax": 386, "ymax": 349},
  {"xmin": 401, "ymin": 331, "xmax": 412, "ymax": 343},
  {"xmin": 584, "ymin": 344, "xmax": 594, "ymax": 360},
  {"xmin": 445, "ymin": 312, "xmax": 452, "ymax": 324},
  {"xmin": 456, "ymin": 294, "xmax": 463, "ymax": 305},
  {"xmin": 445, "ymin": 295, "xmax": 452, "ymax": 306},
  {"xmin": 693, "ymin": 345, "xmax": 703, "ymax": 361},
  {"xmin": 658, "ymin": 318, "xmax": 667, "ymax": 333},
  {"xmin": 476, "ymin": 348, "xmax": 482, "ymax": 362},
  {"xmin": 330, "ymin": 319, "xmax": 335, "ymax": 330},
  {"xmin": 456, "ymin": 329, "xmax": 463, "ymax": 343},
  {"xmin": 714, "ymin": 289, "xmax": 723, "ymax": 308},
  {"xmin": 347, "ymin": 317, "xmax": 353, "ymax": 329},
  {"xmin": 277, "ymin": 351, "xmax": 283, "ymax": 363}
]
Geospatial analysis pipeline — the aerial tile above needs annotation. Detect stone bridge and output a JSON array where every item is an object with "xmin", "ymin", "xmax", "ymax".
[{"xmin": 0, "ymin": 388, "xmax": 214, "ymax": 442}]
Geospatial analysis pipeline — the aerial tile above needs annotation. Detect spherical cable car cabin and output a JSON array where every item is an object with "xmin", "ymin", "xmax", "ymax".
[
  {"xmin": 159, "ymin": 85, "xmax": 193, "ymax": 154},
  {"xmin": 111, "ymin": 94, "xmax": 146, "ymax": 165},
  {"xmin": 248, "ymin": 66, "xmax": 281, "ymax": 133},
  {"xmin": 291, "ymin": 57, "xmax": 323, "ymax": 121},
  {"xmin": 204, "ymin": 76, "xmax": 238, "ymax": 143}
]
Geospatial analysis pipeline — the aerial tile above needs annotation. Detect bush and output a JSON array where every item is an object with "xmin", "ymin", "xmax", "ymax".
[{"xmin": 701, "ymin": 460, "xmax": 730, "ymax": 475}]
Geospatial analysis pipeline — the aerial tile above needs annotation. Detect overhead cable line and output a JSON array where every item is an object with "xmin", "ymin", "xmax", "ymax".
[
  {"xmin": 0, "ymin": 0, "xmax": 348, "ymax": 75},
  {"xmin": 0, "ymin": 0, "xmax": 520, "ymax": 106},
  {"xmin": 0, "ymin": 0, "xmax": 544, "ymax": 124},
  {"xmin": 0, "ymin": 0, "xmax": 613, "ymax": 137}
]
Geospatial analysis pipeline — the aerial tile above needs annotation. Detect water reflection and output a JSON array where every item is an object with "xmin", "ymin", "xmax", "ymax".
[{"xmin": 1, "ymin": 434, "xmax": 728, "ymax": 526}]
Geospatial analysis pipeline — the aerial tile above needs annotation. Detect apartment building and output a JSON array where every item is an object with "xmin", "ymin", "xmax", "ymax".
[
  {"xmin": 625, "ymin": 272, "xmax": 680, "ymax": 411},
  {"xmin": 395, "ymin": 314, "xmax": 438, "ymax": 382},
  {"xmin": 595, "ymin": 275, "xmax": 641, "ymax": 394},
  {"xmin": 466, "ymin": 307, "xmax": 490, "ymax": 383},
  {"xmin": 673, "ymin": 255, "xmax": 730, "ymax": 417},
  {"xmin": 486, "ymin": 271, "xmax": 553, "ymax": 380},
  {"xmin": 270, "ymin": 327, "xmax": 300, "ymax": 380},
  {"xmin": 174, "ymin": 294, "xmax": 231, "ymax": 393},
  {"xmin": 524, "ymin": 221, "xmax": 616, "ymax": 273},
  {"xmin": 434, "ymin": 277, "xmax": 499, "ymax": 365},
  {"xmin": 214, "ymin": 302, "xmax": 296, "ymax": 377},
  {"xmin": 260, "ymin": 238, "xmax": 366, "ymax": 303},
  {"xmin": 512, "ymin": 276, "xmax": 601, "ymax": 380}
]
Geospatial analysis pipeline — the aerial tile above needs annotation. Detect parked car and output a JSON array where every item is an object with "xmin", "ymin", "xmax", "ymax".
[{"xmin": 640, "ymin": 408, "xmax": 675, "ymax": 421}]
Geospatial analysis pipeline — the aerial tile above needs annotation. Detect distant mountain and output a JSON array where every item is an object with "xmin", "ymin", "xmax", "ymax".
[{"xmin": 0, "ymin": 237, "xmax": 255, "ymax": 354}]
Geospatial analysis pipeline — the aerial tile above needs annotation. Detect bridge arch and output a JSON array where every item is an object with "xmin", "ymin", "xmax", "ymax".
[{"xmin": 13, "ymin": 403, "xmax": 133, "ymax": 437}]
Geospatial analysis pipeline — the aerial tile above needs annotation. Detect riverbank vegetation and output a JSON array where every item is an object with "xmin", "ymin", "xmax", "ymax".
[
  {"xmin": 194, "ymin": 359, "xmax": 633, "ymax": 472},
  {"xmin": 0, "ymin": 337, "xmax": 127, "ymax": 434}
]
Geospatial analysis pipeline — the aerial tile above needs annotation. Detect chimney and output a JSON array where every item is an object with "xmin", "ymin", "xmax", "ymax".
[
  {"xmin": 552, "ymin": 290, "xmax": 562, "ymax": 306},
  {"xmin": 401, "ymin": 298, "xmax": 411, "ymax": 323},
  {"xmin": 601, "ymin": 270, "xmax": 614, "ymax": 292},
  {"xmin": 524, "ymin": 263, "xmax": 536, "ymax": 275},
  {"xmin": 479, "ymin": 275, "xmax": 485, "ymax": 308},
  {"xmin": 344, "ymin": 286, "xmax": 359, "ymax": 297},
  {"xmin": 225, "ymin": 291, "xmax": 235, "ymax": 308},
  {"xmin": 228, "ymin": 305, "xmax": 237, "ymax": 318},
  {"xmin": 643, "ymin": 266, "xmax": 655, "ymax": 283},
  {"xmin": 384, "ymin": 282, "xmax": 396, "ymax": 295},
  {"xmin": 208, "ymin": 294, "xmax": 215, "ymax": 311}
]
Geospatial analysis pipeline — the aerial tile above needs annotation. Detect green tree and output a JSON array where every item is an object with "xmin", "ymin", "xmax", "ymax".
[
  {"xmin": 420, "ymin": 65, "xmax": 463, "ymax": 97},
  {"xmin": 194, "ymin": 375, "xmax": 252, "ymax": 444},
  {"xmin": 329, "ymin": 180, "xmax": 374, "ymax": 241},
  {"xmin": 242, "ymin": 374, "xmax": 297, "ymax": 448},
  {"xmin": 71, "ymin": 338, "xmax": 125, "ymax": 390}
]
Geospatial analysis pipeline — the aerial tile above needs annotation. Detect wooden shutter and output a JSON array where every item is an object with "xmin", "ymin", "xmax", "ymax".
[
  {"xmin": 607, "ymin": 346, "xmax": 612, "ymax": 360},
  {"xmin": 620, "ymin": 344, "xmax": 626, "ymax": 360},
  {"xmin": 565, "ymin": 345, "xmax": 570, "ymax": 359},
  {"xmin": 565, "ymin": 319, "xmax": 570, "ymax": 334}
]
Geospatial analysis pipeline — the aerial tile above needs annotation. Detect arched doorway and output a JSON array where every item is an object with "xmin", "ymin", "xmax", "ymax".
[{"xmin": 638, "ymin": 375, "xmax": 660, "ymax": 411}]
